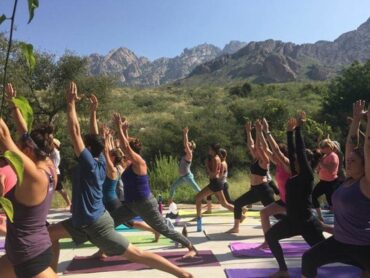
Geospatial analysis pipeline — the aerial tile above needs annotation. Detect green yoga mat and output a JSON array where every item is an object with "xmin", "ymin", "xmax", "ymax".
[
  {"xmin": 179, "ymin": 210, "xmax": 260, "ymax": 218},
  {"xmin": 59, "ymin": 235, "xmax": 173, "ymax": 249}
]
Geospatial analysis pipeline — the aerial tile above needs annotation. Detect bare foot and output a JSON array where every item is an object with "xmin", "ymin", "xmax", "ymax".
[
  {"xmin": 255, "ymin": 241, "xmax": 269, "ymax": 250},
  {"xmin": 226, "ymin": 227, "xmax": 239, "ymax": 233},
  {"xmin": 65, "ymin": 205, "xmax": 71, "ymax": 211},
  {"xmin": 269, "ymin": 270, "xmax": 290, "ymax": 278},
  {"xmin": 181, "ymin": 272, "xmax": 194, "ymax": 278},
  {"xmin": 86, "ymin": 250, "xmax": 106, "ymax": 259},
  {"xmin": 154, "ymin": 232, "xmax": 160, "ymax": 242},
  {"xmin": 240, "ymin": 215, "xmax": 246, "ymax": 223},
  {"xmin": 242, "ymin": 207, "xmax": 248, "ymax": 215},
  {"xmin": 183, "ymin": 247, "xmax": 197, "ymax": 259}
]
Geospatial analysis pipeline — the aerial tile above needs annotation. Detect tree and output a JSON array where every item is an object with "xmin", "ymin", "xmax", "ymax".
[{"xmin": 321, "ymin": 60, "xmax": 370, "ymax": 136}]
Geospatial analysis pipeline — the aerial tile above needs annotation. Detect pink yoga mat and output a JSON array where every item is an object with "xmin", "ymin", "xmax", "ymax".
[
  {"xmin": 64, "ymin": 250, "xmax": 219, "ymax": 274},
  {"xmin": 229, "ymin": 242, "xmax": 309, "ymax": 258},
  {"xmin": 225, "ymin": 266, "xmax": 361, "ymax": 278}
]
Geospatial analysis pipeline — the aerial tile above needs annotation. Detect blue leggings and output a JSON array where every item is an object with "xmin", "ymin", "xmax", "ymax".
[{"xmin": 169, "ymin": 172, "xmax": 201, "ymax": 198}]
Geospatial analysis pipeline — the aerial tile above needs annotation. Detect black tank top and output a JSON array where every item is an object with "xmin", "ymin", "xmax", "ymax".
[{"xmin": 250, "ymin": 160, "xmax": 267, "ymax": 176}]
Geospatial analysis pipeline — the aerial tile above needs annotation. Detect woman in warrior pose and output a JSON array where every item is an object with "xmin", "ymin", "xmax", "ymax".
[
  {"xmin": 227, "ymin": 120, "xmax": 276, "ymax": 234},
  {"xmin": 168, "ymin": 127, "xmax": 200, "ymax": 205},
  {"xmin": 302, "ymin": 100, "xmax": 370, "ymax": 277}
]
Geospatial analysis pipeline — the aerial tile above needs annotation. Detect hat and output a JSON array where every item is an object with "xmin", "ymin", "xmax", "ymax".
[{"xmin": 53, "ymin": 138, "xmax": 61, "ymax": 148}]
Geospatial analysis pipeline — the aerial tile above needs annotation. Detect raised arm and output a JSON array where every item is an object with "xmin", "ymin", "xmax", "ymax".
[
  {"xmin": 5, "ymin": 83, "xmax": 28, "ymax": 136},
  {"xmin": 67, "ymin": 82, "xmax": 85, "ymax": 157},
  {"xmin": 113, "ymin": 113, "xmax": 145, "ymax": 167},
  {"xmin": 295, "ymin": 112, "xmax": 313, "ymax": 178},
  {"xmin": 102, "ymin": 126, "xmax": 117, "ymax": 180},
  {"xmin": 262, "ymin": 118, "xmax": 290, "ymax": 169},
  {"xmin": 287, "ymin": 118, "xmax": 297, "ymax": 175},
  {"xmin": 346, "ymin": 100, "xmax": 364, "ymax": 164},
  {"xmin": 89, "ymin": 94, "xmax": 99, "ymax": 135},
  {"xmin": 0, "ymin": 118, "xmax": 48, "ymax": 198},
  {"xmin": 245, "ymin": 121, "xmax": 257, "ymax": 159},
  {"xmin": 183, "ymin": 127, "xmax": 192, "ymax": 161},
  {"xmin": 254, "ymin": 119, "xmax": 270, "ymax": 164}
]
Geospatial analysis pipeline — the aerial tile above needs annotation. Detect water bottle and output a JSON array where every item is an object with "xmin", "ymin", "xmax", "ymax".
[
  {"xmin": 158, "ymin": 194, "xmax": 163, "ymax": 215},
  {"xmin": 196, "ymin": 217, "xmax": 202, "ymax": 232}
]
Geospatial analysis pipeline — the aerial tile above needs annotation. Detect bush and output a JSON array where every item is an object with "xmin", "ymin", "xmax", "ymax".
[{"xmin": 148, "ymin": 154, "xmax": 179, "ymax": 198}]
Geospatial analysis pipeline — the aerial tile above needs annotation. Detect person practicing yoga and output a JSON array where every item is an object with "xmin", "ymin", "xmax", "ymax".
[
  {"xmin": 302, "ymin": 100, "xmax": 370, "ymax": 278},
  {"xmin": 265, "ymin": 112, "xmax": 325, "ymax": 278},
  {"xmin": 50, "ymin": 138, "xmax": 72, "ymax": 210},
  {"xmin": 220, "ymin": 148, "xmax": 234, "ymax": 205},
  {"xmin": 110, "ymin": 113, "xmax": 198, "ymax": 259},
  {"xmin": 47, "ymin": 82, "xmax": 193, "ymax": 278},
  {"xmin": 0, "ymin": 86, "xmax": 58, "ymax": 277},
  {"xmin": 0, "ymin": 157, "xmax": 17, "ymax": 236},
  {"xmin": 168, "ymin": 127, "xmax": 201, "ymax": 205},
  {"xmin": 256, "ymin": 118, "xmax": 291, "ymax": 249},
  {"xmin": 195, "ymin": 143, "xmax": 234, "ymax": 231},
  {"xmin": 227, "ymin": 120, "xmax": 276, "ymax": 234},
  {"xmin": 312, "ymin": 138, "xmax": 340, "ymax": 221},
  {"xmin": 100, "ymin": 125, "xmax": 159, "ymax": 241}
]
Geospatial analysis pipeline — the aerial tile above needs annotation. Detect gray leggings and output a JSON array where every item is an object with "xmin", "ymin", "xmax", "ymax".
[{"xmin": 110, "ymin": 195, "xmax": 192, "ymax": 248}]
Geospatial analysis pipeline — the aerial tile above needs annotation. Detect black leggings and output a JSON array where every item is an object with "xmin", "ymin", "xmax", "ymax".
[
  {"xmin": 223, "ymin": 183, "xmax": 234, "ymax": 204},
  {"xmin": 265, "ymin": 216, "xmax": 325, "ymax": 271},
  {"xmin": 312, "ymin": 179, "xmax": 338, "ymax": 208},
  {"xmin": 234, "ymin": 183, "xmax": 275, "ymax": 219},
  {"xmin": 269, "ymin": 180, "xmax": 280, "ymax": 195},
  {"xmin": 302, "ymin": 236, "xmax": 370, "ymax": 277}
]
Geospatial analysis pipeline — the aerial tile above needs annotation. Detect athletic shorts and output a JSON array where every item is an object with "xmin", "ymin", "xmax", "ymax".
[
  {"xmin": 61, "ymin": 210, "xmax": 129, "ymax": 256},
  {"xmin": 14, "ymin": 247, "xmax": 52, "ymax": 278},
  {"xmin": 208, "ymin": 178, "xmax": 224, "ymax": 192}
]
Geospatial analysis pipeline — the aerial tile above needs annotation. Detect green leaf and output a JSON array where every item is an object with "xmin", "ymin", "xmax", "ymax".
[
  {"xmin": 3, "ymin": 151, "xmax": 24, "ymax": 186},
  {"xmin": 20, "ymin": 43, "xmax": 36, "ymax": 72},
  {"xmin": 11, "ymin": 97, "xmax": 34, "ymax": 131},
  {"xmin": 0, "ymin": 14, "xmax": 6, "ymax": 25},
  {"xmin": 0, "ymin": 197, "xmax": 14, "ymax": 223},
  {"xmin": 27, "ymin": 0, "xmax": 39, "ymax": 24}
]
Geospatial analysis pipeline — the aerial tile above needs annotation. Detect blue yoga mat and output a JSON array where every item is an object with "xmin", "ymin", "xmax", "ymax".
[{"xmin": 115, "ymin": 216, "xmax": 142, "ymax": 232}]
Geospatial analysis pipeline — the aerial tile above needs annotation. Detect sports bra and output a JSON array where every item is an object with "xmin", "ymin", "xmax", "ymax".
[{"xmin": 250, "ymin": 160, "xmax": 267, "ymax": 176}]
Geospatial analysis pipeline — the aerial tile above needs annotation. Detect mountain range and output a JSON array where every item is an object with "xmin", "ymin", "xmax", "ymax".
[{"xmin": 87, "ymin": 17, "xmax": 370, "ymax": 86}]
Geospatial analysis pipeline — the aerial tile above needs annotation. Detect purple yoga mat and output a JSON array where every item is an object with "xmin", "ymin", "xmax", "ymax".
[
  {"xmin": 0, "ymin": 239, "xmax": 4, "ymax": 250},
  {"xmin": 229, "ymin": 242, "xmax": 309, "ymax": 258},
  {"xmin": 64, "ymin": 250, "xmax": 219, "ymax": 274},
  {"xmin": 225, "ymin": 266, "xmax": 361, "ymax": 278}
]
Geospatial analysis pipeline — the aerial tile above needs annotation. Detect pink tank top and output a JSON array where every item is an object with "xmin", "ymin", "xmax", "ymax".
[
  {"xmin": 0, "ymin": 165, "xmax": 17, "ymax": 195},
  {"xmin": 275, "ymin": 164, "xmax": 291, "ymax": 203},
  {"xmin": 319, "ymin": 152, "xmax": 339, "ymax": 181}
]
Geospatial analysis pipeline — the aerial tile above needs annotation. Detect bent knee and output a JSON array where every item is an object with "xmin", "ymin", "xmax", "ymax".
[{"xmin": 124, "ymin": 244, "xmax": 145, "ymax": 260}]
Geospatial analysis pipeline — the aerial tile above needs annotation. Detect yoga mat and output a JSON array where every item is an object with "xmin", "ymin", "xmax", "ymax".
[
  {"xmin": 225, "ymin": 266, "xmax": 361, "ymax": 278},
  {"xmin": 229, "ymin": 242, "xmax": 309, "ymax": 258},
  {"xmin": 0, "ymin": 239, "xmax": 4, "ymax": 250},
  {"xmin": 60, "ymin": 235, "xmax": 172, "ymax": 249},
  {"xmin": 115, "ymin": 224, "xmax": 139, "ymax": 232},
  {"xmin": 64, "ymin": 250, "xmax": 219, "ymax": 274},
  {"xmin": 179, "ymin": 210, "xmax": 260, "ymax": 218}
]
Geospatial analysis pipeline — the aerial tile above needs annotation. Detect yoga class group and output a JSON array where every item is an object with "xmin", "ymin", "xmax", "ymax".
[{"xmin": 0, "ymin": 82, "xmax": 369, "ymax": 278}]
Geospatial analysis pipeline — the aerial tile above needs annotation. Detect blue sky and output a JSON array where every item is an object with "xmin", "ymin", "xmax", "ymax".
[{"xmin": 0, "ymin": 0, "xmax": 370, "ymax": 60}]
